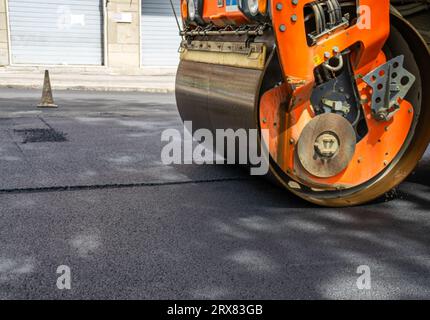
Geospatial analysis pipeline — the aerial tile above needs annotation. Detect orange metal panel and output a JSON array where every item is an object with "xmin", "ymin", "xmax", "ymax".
[
  {"xmin": 202, "ymin": 1, "xmax": 249, "ymax": 25},
  {"xmin": 180, "ymin": 0, "xmax": 413, "ymax": 189},
  {"xmin": 180, "ymin": 0, "xmax": 250, "ymax": 25}
]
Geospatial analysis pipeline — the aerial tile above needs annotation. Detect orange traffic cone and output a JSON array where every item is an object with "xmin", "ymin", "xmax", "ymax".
[{"xmin": 38, "ymin": 70, "xmax": 58, "ymax": 108}]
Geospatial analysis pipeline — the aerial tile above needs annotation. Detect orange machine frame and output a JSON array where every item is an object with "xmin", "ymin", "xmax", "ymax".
[
  {"xmin": 180, "ymin": 0, "xmax": 414, "ymax": 189},
  {"xmin": 260, "ymin": 0, "xmax": 414, "ymax": 188}
]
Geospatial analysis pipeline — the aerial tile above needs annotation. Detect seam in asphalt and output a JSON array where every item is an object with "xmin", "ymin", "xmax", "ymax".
[
  {"xmin": 0, "ymin": 177, "xmax": 251, "ymax": 195},
  {"xmin": 37, "ymin": 115, "xmax": 55, "ymax": 131},
  {"xmin": 5, "ymin": 127, "xmax": 33, "ymax": 167}
]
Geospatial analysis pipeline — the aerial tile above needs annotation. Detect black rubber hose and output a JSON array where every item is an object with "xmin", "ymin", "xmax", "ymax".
[
  {"xmin": 331, "ymin": 0, "xmax": 343, "ymax": 22},
  {"xmin": 311, "ymin": 3, "xmax": 324, "ymax": 34},
  {"xmin": 326, "ymin": 0, "xmax": 337, "ymax": 26}
]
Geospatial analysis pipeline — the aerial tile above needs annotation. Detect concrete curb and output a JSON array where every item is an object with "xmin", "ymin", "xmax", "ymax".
[
  {"xmin": 0, "ymin": 66, "xmax": 177, "ymax": 92},
  {"xmin": 0, "ymin": 83, "xmax": 175, "ymax": 93}
]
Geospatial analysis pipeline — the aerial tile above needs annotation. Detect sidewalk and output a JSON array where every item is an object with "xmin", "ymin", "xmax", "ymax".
[{"xmin": 0, "ymin": 66, "xmax": 176, "ymax": 93}]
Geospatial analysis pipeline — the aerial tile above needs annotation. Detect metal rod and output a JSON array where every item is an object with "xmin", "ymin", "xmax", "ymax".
[
  {"xmin": 169, "ymin": 0, "xmax": 183, "ymax": 39},
  {"xmin": 181, "ymin": 30, "xmax": 264, "ymax": 36}
]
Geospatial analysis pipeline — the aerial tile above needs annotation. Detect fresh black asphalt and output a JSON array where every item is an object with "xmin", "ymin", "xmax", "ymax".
[{"xmin": 0, "ymin": 88, "xmax": 429, "ymax": 299}]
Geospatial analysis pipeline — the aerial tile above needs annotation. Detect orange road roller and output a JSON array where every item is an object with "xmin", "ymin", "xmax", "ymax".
[{"xmin": 175, "ymin": 0, "xmax": 430, "ymax": 206}]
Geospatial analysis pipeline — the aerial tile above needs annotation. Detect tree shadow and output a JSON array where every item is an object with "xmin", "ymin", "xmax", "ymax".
[{"xmin": 186, "ymin": 153, "xmax": 430, "ymax": 299}]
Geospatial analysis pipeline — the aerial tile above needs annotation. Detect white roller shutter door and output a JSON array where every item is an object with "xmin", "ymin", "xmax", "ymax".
[
  {"xmin": 8, "ymin": 0, "xmax": 104, "ymax": 65},
  {"xmin": 141, "ymin": 0, "xmax": 181, "ymax": 67}
]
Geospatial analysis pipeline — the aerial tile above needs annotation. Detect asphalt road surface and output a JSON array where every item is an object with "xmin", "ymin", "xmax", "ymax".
[{"xmin": 0, "ymin": 88, "xmax": 429, "ymax": 300}]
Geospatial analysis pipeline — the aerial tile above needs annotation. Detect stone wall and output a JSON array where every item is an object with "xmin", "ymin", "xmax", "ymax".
[{"xmin": 106, "ymin": 0, "xmax": 140, "ymax": 69}]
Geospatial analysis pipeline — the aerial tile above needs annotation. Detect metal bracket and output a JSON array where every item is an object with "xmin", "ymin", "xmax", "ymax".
[
  {"xmin": 181, "ymin": 40, "xmax": 264, "ymax": 56},
  {"xmin": 308, "ymin": 17, "xmax": 350, "ymax": 46},
  {"xmin": 181, "ymin": 23, "xmax": 268, "ymax": 37},
  {"xmin": 321, "ymin": 98, "xmax": 351, "ymax": 115},
  {"xmin": 362, "ymin": 55, "xmax": 416, "ymax": 121}
]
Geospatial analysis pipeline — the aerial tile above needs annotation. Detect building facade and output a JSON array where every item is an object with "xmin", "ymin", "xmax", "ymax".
[{"xmin": 0, "ymin": 0, "xmax": 181, "ymax": 70}]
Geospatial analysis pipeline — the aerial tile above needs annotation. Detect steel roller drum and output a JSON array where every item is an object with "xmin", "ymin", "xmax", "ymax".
[{"xmin": 176, "ymin": 60, "xmax": 263, "ymax": 134}]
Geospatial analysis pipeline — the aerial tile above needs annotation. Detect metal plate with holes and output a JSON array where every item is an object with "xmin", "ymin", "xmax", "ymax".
[
  {"xmin": 362, "ymin": 55, "xmax": 416, "ymax": 120},
  {"xmin": 181, "ymin": 40, "xmax": 265, "ymax": 55},
  {"xmin": 297, "ymin": 113, "xmax": 356, "ymax": 178}
]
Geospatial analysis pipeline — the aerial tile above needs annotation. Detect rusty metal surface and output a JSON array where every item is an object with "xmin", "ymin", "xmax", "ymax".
[
  {"xmin": 179, "ymin": 41, "xmax": 267, "ymax": 70},
  {"xmin": 297, "ymin": 113, "xmax": 356, "ymax": 178}
]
